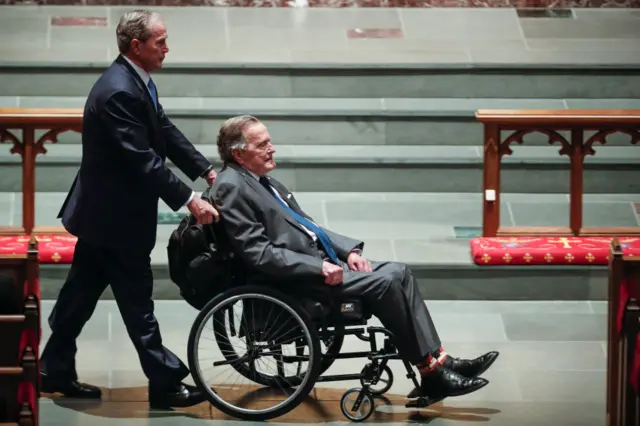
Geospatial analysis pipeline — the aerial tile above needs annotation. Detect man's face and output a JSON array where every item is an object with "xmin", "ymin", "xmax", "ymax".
[
  {"xmin": 133, "ymin": 18, "xmax": 169, "ymax": 72},
  {"xmin": 235, "ymin": 122, "xmax": 276, "ymax": 176}
]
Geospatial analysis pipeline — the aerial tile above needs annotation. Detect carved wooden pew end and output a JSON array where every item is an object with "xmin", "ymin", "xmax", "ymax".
[
  {"xmin": 607, "ymin": 237, "xmax": 640, "ymax": 426},
  {"xmin": 619, "ymin": 303, "xmax": 640, "ymax": 426},
  {"xmin": 0, "ymin": 238, "xmax": 40, "ymax": 426}
]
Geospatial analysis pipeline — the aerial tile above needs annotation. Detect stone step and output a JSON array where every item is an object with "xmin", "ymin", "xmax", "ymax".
[
  {"xmin": 1, "ymin": 144, "xmax": 639, "ymax": 194},
  {"xmin": 39, "ymin": 262, "xmax": 609, "ymax": 302},
  {"xmin": 2, "ymin": 96, "xmax": 639, "ymax": 147},
  {"xmin": 29, "ymin": 189, "xmax": 635, "ymax": 302},
  {"xmin": 5, "ymin": 190, "xmax": 633, "ymax": 301},
  {"xmin": 5, "ymin": 191, "xmax": 638, "ymax": 233},
  {"xmin": 2, "ymin": 63, "xmax": 639, "ymax": 100}
]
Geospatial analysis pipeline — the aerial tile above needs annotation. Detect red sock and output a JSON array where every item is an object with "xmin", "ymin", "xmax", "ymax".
[
  {"xmin": 435, "ymin": 347, "xmax": 449, "ymax": 364},
  {"xmin": 416, "ymin": 354, "xmax": 439, "ymax": 376},
  {"xmin": 417, "ymin": 348, "xmax": 451, "ymax": 376}
]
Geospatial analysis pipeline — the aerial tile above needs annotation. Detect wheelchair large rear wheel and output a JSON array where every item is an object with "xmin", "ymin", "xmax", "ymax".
[
  {"xmin": 213, "ymin": 298, "xmax": 345, "ymax": 388},
  {"xmin": 187, "ymin": 285, "xmax": 322, "ymax": 421}
]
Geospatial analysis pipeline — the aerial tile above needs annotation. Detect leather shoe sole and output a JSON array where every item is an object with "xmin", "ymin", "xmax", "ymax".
[
  {"xmin": 442, "ymin": 377, "xmax": 489, "ymax": 398},
  {"xmin": 148, "ymin": 386, "xmax": 206, "ymax": 409},
  {"xmin": 40, "ymin": 379, "xmax": 102, "ymax": 399},
  {"xmin": 408, "ymin": 377, "xmax": 489, "ymax": 400}
]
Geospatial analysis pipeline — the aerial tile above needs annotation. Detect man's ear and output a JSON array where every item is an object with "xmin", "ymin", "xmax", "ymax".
[
  {"xmin": 130, "ymin": 39, "xmax": 141, "ymax": 55},
  {"xmin": 231, "ymin": 148, "xmax": 244, "ymax": 165}
]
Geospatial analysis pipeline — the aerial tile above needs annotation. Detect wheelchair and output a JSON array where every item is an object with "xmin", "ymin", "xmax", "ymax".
[
  {"xmin": 174, "ymin": 218, "xmax": 440, "ymax": 422},
  {"xmin": 186, "ymin": 280, "xmax": 434, "ymax": 422}
]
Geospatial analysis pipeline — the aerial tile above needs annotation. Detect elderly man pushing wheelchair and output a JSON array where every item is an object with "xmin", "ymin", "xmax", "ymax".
[{"xmin": 205, "ymin": 115, "xmax": 499, "ymax": 402}]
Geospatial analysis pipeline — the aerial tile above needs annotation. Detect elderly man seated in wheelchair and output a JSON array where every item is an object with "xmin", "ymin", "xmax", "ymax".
[{"xmin": 186, "ymin": 115, "xmax": 499, "ymax": 421}]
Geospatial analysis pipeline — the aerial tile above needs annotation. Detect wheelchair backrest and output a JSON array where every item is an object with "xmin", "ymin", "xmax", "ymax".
[{"xmin": 167, "ymin": 191, "xmax": 240, "ymax": 310}]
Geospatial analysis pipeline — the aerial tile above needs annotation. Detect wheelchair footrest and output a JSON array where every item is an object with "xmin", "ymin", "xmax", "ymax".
[
  {"xmin": 405, "ymin": 396, "xmax": 443, "ymax": 409},
  {"xmin": 405, "ymin": 386, "xmax": 443, "ymax": 409}
]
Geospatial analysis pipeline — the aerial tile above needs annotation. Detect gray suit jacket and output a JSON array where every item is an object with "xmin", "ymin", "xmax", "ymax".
[{"xmin": 208, "ymin": 163, "xmax": 364, "ymax": 285}]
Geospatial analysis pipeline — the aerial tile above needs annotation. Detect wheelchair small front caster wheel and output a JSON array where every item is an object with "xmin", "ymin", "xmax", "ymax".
[
  {"xmin": 361, "ymin": 364, "xmax": 393, "ymax": 395},
  {"xmin": 340, "ymin": 387, "xmax": 374, "ymax": 422}
]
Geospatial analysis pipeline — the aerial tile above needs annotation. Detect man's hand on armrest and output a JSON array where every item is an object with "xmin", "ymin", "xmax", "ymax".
[
  {"xmin": 322, "ymin": 261, "xmax": 343, "ymax": 285},
  {"xmin": 346, "ymin": 252, "xmax": 372, "ymax": 273}
]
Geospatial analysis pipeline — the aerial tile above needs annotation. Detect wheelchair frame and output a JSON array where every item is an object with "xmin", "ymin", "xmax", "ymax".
[
  {"xmin": 183, "ymin": 225, "xmax": 440, "ymax": 422},
  {"xmin": 186, "ymin": 284, "xmax": 431, "ymax": 422},
  {"xmin": 315, "ymin": 322, "xmax": 425, "ymax": 421}
]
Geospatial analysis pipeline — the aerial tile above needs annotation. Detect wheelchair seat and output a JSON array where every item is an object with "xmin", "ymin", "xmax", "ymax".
[
  {"xmin": 195, "ymin": 222, "xmax": 373, "ymax": 328},
  {"xmin": 301, "ymin": 297, "xmax": 372, "ymax": 326}
]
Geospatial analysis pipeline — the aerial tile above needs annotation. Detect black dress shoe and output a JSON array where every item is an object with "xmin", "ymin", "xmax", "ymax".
[
  {"xmin": 40, "ymin": 374, "xmax": 102, "ymax": 399},
  {"xmin": 148, "ymin": 383, "xmax": 206, "ymax": 409},
  {"xmin": 441, "ymin": 351, "xmax": 499, "ymax": 378},
  {"xmin": 408, "ymin": 364, "xmax": 488, "ymax": 400}
]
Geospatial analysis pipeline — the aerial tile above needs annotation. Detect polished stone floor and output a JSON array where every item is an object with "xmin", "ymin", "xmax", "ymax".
[{"xmin": 39, "ymin": 299, "xmax": 608, "ymax": 426}]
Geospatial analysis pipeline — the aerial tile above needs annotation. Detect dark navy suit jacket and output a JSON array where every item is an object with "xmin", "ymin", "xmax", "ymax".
[{"xmin": 59, "ymin": 54, "xmax": 211, "ymax": 253}]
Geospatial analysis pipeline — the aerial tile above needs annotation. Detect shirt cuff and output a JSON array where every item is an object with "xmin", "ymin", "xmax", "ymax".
[
  {"xmin": 200, "ymin": 165, "xmax": 213, "ymax": 178},
  {"xmin": 183, "ymin": 191, "xmax": 195, "ymax": 207}
]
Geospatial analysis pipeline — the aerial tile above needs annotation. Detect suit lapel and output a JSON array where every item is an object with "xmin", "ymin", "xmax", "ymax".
[
  {"xmin": 240, "ymin": 171, "xmax": 312, "ymax": 238},
  {"xmin": 267, "ymin": 178, "xmax": 311, "ymax": 219}
]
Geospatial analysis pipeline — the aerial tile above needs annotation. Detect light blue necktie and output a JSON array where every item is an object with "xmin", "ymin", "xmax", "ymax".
[
  {"xmin": 259, "ymin": 177, "xmax": 339, "ymax": 264},
  {"xmin": 147, "ymin": 78, "xmax": 158, "ymax": 111}
]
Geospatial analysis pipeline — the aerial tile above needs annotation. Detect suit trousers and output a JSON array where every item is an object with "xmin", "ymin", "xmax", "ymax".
[
  {"xmin": 332, "ymin": 260, "xmax": 442, "ymax": 364},
  {"xmin": 40, "ymin": 238, "xmax": 189, "ymax": 388}
]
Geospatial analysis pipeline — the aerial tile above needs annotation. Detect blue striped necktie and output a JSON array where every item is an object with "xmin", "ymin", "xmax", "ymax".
[
  {"xmin": 147, "ymin": 78, "xmax": 158, "ymax": 111},
  {"xmin": 259, "ymin": 177, "xmax": 339, "ymax": 264}
]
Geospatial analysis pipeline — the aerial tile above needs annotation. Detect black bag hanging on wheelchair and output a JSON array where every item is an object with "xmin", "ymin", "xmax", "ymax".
[{"xmin": 166, "ymin": 212, "xmax": 233, "ymax": 310}]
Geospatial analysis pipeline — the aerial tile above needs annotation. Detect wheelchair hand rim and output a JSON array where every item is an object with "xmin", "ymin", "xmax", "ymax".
[{"xmin": 190, "ymin": 292, "xmax": 319, "ymax": 417}]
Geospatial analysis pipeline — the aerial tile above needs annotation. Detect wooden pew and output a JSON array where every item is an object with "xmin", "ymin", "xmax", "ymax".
[
  {"xmin": 0, "ymin": 108, "xmax": 82, "ymax": 236},
  {"xmin": 607, "ymin": 238, "xmax": 640, "ymax": 426},
  {"xmin": 477, "ymin": 109, "xmax": 640, "ymax": 237},
  {"xmin": 0, "ymin": 238, "xmax": 40, "ymax": 426}
]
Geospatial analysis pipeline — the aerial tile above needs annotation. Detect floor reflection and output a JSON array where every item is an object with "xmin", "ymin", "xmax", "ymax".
[{"xmin": 42, "ymin": 383, "xmax": 501, "ymax": 423}]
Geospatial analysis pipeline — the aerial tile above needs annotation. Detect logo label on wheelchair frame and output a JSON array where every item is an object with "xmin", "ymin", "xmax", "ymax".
[{"xmin": 340, "ymin": 302, "xmax": 355, "ymax": 313}]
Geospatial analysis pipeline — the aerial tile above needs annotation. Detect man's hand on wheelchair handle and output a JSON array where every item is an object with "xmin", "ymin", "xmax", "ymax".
[
  {"xmin": 187, "ymin": 194, "xmax": 220, "ymax": 224},
  {"xmin": 347, "ymin": 252, "xmax": 372, "ymax": 272},
  {"xmin": 322, "ymin": 261, "xmax": 343, "ymax": 286}
]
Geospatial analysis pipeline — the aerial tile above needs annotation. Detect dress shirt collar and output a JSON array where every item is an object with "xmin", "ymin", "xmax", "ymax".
[
  {"xmin": 122, "ymin": 54, "xmax": 151, "ymax": 86},
  {"xmin": 245, "ymin": 168, "xmax": 263, "ymax": 182}
]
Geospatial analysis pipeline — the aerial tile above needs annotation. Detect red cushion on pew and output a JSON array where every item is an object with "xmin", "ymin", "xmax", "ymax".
[
  {"xmin": 470, "ymin": 236, "xmax": 640, "ymax": 266},
  {"xmin": 0, "ymin": 235, "xmax": 77, "ymax": 264}
]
